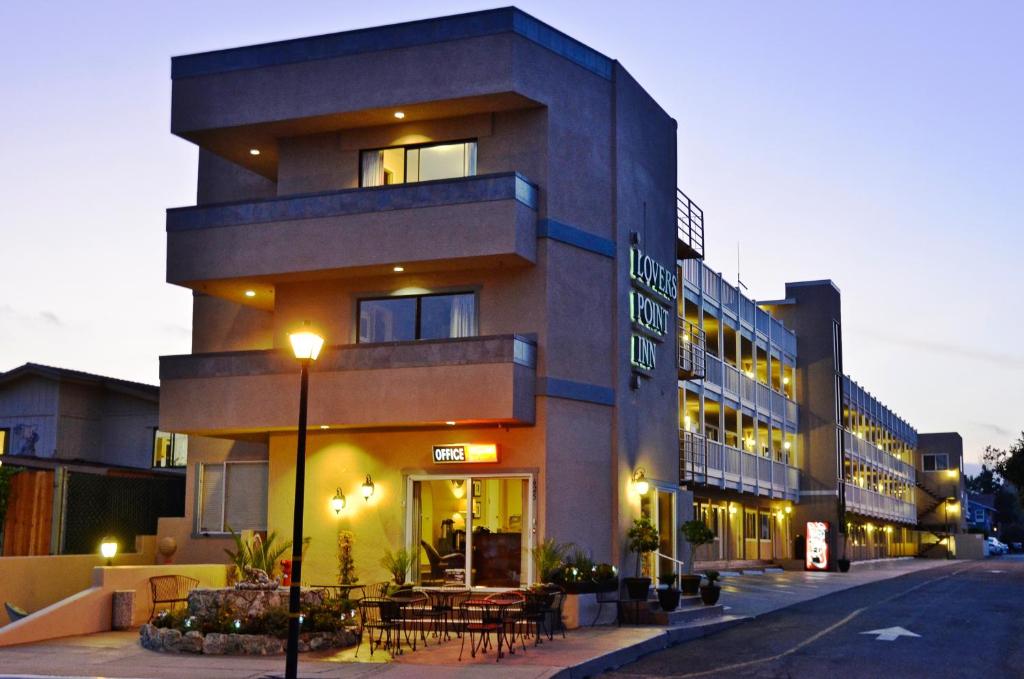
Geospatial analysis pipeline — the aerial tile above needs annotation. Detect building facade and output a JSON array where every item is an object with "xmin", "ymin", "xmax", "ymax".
[
  {"xmin": 159, "ymin": 8, "xmax": 702, "ymax": 585},
  {"xmin": 0, "ymin": 363, "xmax": 185, "ymax": 556}
]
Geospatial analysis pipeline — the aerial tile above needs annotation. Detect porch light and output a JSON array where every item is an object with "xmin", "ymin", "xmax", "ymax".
[
  {"xmin": 784, "ymin": 506, "xmax": 792, "ymax": 514},
  {"xmin": 320, "ymin": 425, "xmax": 330, "ymax": 430},
  {"xmin": 446, "ymin": 421, "xmax": 457, "ymax": 426},
  {"xmin": 393, "ymin": 266, "xmax": 405, "ymax": 272},
  {"xmin": 245, "ymin": 290, "xmax": 256, "ymax": 297},
  {"xmin": 783, "ymin": 441, "xmax": 791, "ymax": 450},
  {"xmin": 331, "ymin": 488, "xmax": 347, "ymax": 514},
  {"xmin": 361, "ymin": 474, "xmax": 375, "ymax": 500},
  {"xmin": 783, "ymin": 377, "xmax": 790, "ymax": 385},
  {"xmin": 289, "ymin": 322, "xmax": 324, "ymax": 361},
  {"xmin": 100, "ymin": 537, "xmax": 118, "ymax": 566},
  {"xmin": 728, "ymin": 504, "xmax": 737, "ymax": 515},
  {"xmin": 393, "ymin": 111, "xmax": 406, "ymax": 119},
  {"xmin": 631, "ymin": 468, "xmax": 650, "ymax": 496},
  {"xmin": 249, "ymin": 148, "xmax": 261, "ymax": 156}
]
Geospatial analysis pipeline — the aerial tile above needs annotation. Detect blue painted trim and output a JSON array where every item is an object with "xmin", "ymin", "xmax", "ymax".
[
  {"xmin": 167, "ymin": 173, "xmax": 535, "ymax": 232},
  {"xmin": 171, "ymin": 8, "xmax": 613, "ymax": 80},
  {"xmin": 537, "ymin": 377, "xmax": 615, "ymax": 407},
  {"xmin": 537, "ymin": 219, "xmax": 616, "ymax": 259}
]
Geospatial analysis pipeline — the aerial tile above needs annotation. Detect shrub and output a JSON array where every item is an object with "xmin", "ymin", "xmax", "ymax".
[
  {"xmin": 532, "ymin": 538, "xmax": 568, "ymax": 584},
  {"xmin": 380, "ymin": 548, "xmax": 412, "ymax": 585},
  {"xmin": 627, "ymin": 517, "xmax": 661, "ymax": 576}
]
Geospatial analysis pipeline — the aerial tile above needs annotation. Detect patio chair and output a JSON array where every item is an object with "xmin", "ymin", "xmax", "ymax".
[
  {"xmin": 148, "ymin": 575, "xmax": 199, "ymax": 620},
  {"xmin": 355, "ymin": 598, "xmax": 401, "ymax": 658},
  {"xmin": 592, "ymin": 587, "xmax": 622, "ymax": 628},
  {"xmin": 484, "ymin": 590, "xmax": 527, "ymax": 656},
  {"xmin": 544, "ymin": 585, "xmax": 567, "ymax": 639},
  {"xmin": 420, "ymin": 540, "xmax": 466, "ymax": 582},
  {"xmin": 458, "ymin": 599, "xmax": 505, "ymax": 662},
  {"xmin": 521, "ymin": 588, "xmax": 553, "ymax": 646},
  {"xmin": 364, "ymin": 581, "xmax": 390, "ymax": 599}
]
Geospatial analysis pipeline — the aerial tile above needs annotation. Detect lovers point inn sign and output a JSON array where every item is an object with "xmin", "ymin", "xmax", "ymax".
[{"xmin": 629, "ymin": 242, "xmax": 677, "ymax": 379}]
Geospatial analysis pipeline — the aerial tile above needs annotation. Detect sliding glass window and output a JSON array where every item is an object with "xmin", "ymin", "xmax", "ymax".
[
  {"xmin": 358, "ymin": 292, "xmax": 476, "ymax": 343},
  {"xmin": 360, "ymin": 141, "xmax": 477, "ymax": 187}
]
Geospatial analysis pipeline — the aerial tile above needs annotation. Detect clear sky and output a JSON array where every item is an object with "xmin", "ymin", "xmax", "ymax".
[{"xmin": 1, "ymin": 1, "xmax": 1020, "ymax": 469}]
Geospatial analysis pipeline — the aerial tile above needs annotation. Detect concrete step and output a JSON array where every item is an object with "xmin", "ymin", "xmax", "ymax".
[{"xmin": 648, "ymin": 603, "xmax": 725, "ymax": 626}]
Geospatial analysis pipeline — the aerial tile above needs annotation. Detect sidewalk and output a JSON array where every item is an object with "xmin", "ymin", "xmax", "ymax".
[{"xmin": 0, "ymin": 558, "xmax": 958, "ymax": 679}]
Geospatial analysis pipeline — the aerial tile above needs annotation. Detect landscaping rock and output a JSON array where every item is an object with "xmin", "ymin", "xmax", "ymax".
[
  {"xmin": 188, "ymin": 587, "xmax": 324, "ymax": 622},
  {"xmin": 158, "ymin": 628, "xmax": 182, "ymax": 652},
  {"xmin": 180, "ymin": 631, "xmax": 204, "ymax": 654},
  {"xmin": 202, "ymin": 633, "xmax": 228, "ymax": 655},
  {"xmin": 139, "ymin": 624, "xmax": 161, "ymax": 651}
]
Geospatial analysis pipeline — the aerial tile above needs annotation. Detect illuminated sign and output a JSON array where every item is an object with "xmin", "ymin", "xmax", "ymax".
[
  {"xmin": 805, "ymin": 521, "xmax": 830, "ymax": 571},
  {"xmin": 628, "ymin": 243, "xmax": 676, "ymax": 379},
  {"xmin": 432, "ymin": 444, "xmax": 499, "ymax": 464}
]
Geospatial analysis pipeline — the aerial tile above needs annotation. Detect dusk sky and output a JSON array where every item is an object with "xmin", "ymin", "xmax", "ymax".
[{"xmin": 1, "ymin": 1, "xmax": 1020, "ymax": 469}]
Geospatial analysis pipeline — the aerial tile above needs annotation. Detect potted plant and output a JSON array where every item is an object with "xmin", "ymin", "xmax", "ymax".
[
  {"xmin": 680, "ymin": 520, "xmax": 715, "ymax": 595},
  {"xmin": 380, "ymin": 548, "xmax": 412, "ymax": 586},
  {"xmin": 624, "ymin": 517, "xmax": 660, "ymax": 600},
  {"xmin": 700, "ymin": 570, "xmax": 721, "ymax": 605},
  {"xmin": 532, "ymin": 537, "xmax": 567, "ymax": 584},
  {"xmin": 656, "ymin": 571, "xmax": 680, "ymax": 611}
]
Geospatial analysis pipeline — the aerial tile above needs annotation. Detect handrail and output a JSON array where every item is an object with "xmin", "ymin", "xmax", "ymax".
[{"xmin": 655, "ymin": 552, "xmax": 687, "ymax": 570}]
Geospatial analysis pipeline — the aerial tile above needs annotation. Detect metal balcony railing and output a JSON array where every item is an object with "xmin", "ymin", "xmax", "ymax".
[
  {"xmin": 677, "ymin": 188, "xmax": 704, "ymax": 260},
  {"xmin": 680, "ymin": 431, "xmax": 799, "ymax": 501},
  {"xmin": 678, "ymin": 318, "xmax": 706, "ymax": 380}
]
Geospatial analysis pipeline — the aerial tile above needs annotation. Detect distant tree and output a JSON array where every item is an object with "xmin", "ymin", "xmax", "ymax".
[
  {"xmin": 966, "ymin": 464, "xmax": 1001, "ymax": 494},
  {"xmin": 983, "ymin": 432, "xmax": 1024, "ymax": 501}
]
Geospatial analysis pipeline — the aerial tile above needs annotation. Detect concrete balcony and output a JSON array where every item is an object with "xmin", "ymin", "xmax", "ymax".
[
  {"xmin": 681, "ymin": 432, "xmax": 799, "ymax": 502},
  {"xmin": 159, "ymin": 334, "xmax": 536, "ymax": 435},
  {"xmin": 166, "ymin": 172, "xmax": 538, "ymax": 288},
  {"xmin": 842, "ymin": 430, "xmax": 915, "ymax": 480}
]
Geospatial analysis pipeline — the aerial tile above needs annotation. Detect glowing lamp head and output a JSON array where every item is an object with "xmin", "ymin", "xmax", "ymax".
[
  {"xmin": 289, "ymin": 322, "xmax": 324, "ymax": 361},
  {"xmin": 784, "ymin": 506, "xmax": 792, "ymax": 514},
  {"xmin": 100, "ymin": 537, "xmax": 118, "ymax": 564},
  {"xmin": 631, "ymin": 468, "xmax": 650, "ymax": 496},
  {"xmin": 361, "ymin": 474, "xmax": 375, "ymax": 500},
  {"xmin": 728, "ymin": 504, "xmax": 737, "ymax": 515},
  {"xmin": 393, "ymin": 111, "xmax": 406, "ymax": 119},
  {"xmin": 331, "ymin": 488, "xmax": 346, "ymax": 514}
]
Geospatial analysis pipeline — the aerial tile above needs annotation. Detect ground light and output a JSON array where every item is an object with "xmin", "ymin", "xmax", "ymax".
[
  {"xmin": 100, "ymin": 537, "xmax": 118, "ymax": 566},
  {"xmin": 284, "ymin": 322, "xmax": 324, "ymax": 679}
]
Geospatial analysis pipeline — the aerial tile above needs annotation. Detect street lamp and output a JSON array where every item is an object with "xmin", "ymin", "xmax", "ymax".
[{"xmin": 285, "ymin": 322, "xmax": 324, "ymax": 679}]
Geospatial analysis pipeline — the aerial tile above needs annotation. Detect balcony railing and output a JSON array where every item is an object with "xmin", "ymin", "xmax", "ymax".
[
  {"xmin": 676, "ymin": 188, "xmax": 704, "ymax": 260},
  {"xmin": 844, "ymin": 483, "xmax": 917, "ymax": 524},
  {"xmin": 678, "ymin": 318, "xmax": 706, "ymax": 380},
  {"xmin": 680, "ymin": 432, "xmax": 799, "ymax": 501},
  {"xmin": 842, "ymin": 430, "xmax": 916, "ymax": 480}
]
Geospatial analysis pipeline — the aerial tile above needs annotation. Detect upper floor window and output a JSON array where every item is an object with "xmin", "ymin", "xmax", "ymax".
[
  {"xmin": 360, "ymin": 140, "xmax": 477, "ymax": 187},
  {"xmin": 922, "ymin": 453, "xmax": 950, "ymax": 471},
  {"xmin": 358, "ymin": 292, "xmax": 476, "ymax": 344},
  {"xmin": 152, "ymin": 430, "xmax": 188, "ymax": 468}
]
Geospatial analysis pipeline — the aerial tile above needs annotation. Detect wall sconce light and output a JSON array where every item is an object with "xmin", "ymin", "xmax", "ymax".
[
  {"xmin": 330, "ymin": 488, "xmax": 347, "ymax": 514},
  {"xmin": 784, "ymin": 506, "xmax": 792, "ymax": 514},
  {"xmin": 728, "ymin": 504, "xmax": 737, "ymax": 515},
  {"xmin": 631, "ymin": 468, "xmax": 650, "ymax": 496},
  {"xmin": 361, "ymin": 474, "xmax": 375, "ymax": 501},
  {"xmin": 100, "ymin": 536, "xmax": 118, "ymax": 566}
]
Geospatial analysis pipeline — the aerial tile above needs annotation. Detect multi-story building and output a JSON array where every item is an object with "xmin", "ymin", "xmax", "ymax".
[
  {"xmin": 0, "ymin": 363, "xmax": 185, "ymax": 556},
  {"xmin": 158, "ymin": 8, "xmax": 702, "ymax": 585}
]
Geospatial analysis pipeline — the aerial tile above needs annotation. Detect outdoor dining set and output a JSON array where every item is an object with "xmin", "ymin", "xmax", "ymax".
[{"xmin": 314, "ymin": 582, "xmax": 568, "ymax": 662}]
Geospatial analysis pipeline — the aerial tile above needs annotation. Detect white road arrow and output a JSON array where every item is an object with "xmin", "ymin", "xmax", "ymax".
[{"xmin": 860, "ymin": 626, "xmax": 921, "ymax": 642}]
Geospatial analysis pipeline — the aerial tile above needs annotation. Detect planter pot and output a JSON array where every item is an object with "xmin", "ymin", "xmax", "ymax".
[
  {"xmin": 679, "ymin": 575, "xmax": 702, "ymax": 596},
  {"xmin": 699, "ymin": 584, "xmax": 721, "ymax": 606},
  {"xmin": 837, "ymin": 559, "xmax": 851, "ymax": 573},
  {"xmin": 623, "ymin": 577, "xmax": 651, "ymax": 601},
  {"xmin": 657, "ymin": 588, "xmax": 681, "ymax": 611}
]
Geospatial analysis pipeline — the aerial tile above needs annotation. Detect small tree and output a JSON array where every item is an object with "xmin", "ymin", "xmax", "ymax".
[
  {"xmin": 337, "ymin": 530, "xmax": 357, "ymax": 585},
  {"xmin": 680, "ymin": 520, "xmax": 715, "ymax": 575},
  {"xmin": 626, "ymin": 517, "xmax": 661, "ymax": 577}
]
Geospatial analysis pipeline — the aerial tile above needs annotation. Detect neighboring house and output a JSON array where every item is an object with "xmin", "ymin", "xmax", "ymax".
[
  {"xmin": 0, "ymin": 363, "xmax": 186, "ymax": 556},
  {"xmin": 967, "ymin": 493, "xmax": 997, "ymax": 534}
]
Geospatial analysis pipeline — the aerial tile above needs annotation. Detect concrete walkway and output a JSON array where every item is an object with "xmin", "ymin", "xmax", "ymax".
[{"xmin": 0, "ymin": 558, "xmax": 957, "ymax": 679}]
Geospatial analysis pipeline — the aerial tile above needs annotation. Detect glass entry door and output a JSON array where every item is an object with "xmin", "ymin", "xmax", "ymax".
[{"xmin": 409, "ymin": 475, "xmax": 531, "ymax": 588}]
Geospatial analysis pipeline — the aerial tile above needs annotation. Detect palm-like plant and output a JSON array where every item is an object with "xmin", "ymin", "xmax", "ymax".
[
  {"xmin": 380, "ymin": 548, "xmax": 413, "ymax": 585},
  {"xmin": 532, "ymin": 537, "xmax": 568, "ymax": 583},
  {"xmin": 225, "ymin": 528, "xmax": 309, "ymax": 579}
]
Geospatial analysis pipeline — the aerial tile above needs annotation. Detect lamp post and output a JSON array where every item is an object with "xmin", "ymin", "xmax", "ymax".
[{"xmin": 284, "ymin": 323, "xmax": 324, "ymax": 679}]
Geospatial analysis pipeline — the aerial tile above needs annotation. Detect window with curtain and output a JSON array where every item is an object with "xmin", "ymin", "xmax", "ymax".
[
  {"xmin": 197, "ymin": 462, "xmax": 268, "ymax": 533},
  {"xmin": 360, "ymin": 141, "xmax": 477, "ymax": 187},
  {"xmin": 358, "ymin": 293, "xmax": 476, "ymax": 343}
]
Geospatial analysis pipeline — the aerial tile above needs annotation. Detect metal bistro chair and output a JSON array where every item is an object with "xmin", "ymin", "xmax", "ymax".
[
  {"xmin": 521, "ymin": 588, "xmax": 553, "ymax": 646},
  {"xmin": 148, "ymin": 575, "xmax": 199, "ymax": 620},
  {"xmin": 364, "ymin": 581, "xmax": 391, "ymax": 599},
  {"xmin": 458, "ymin": 599, "xmax": 505, "ymax": 662},
  {"xmin": 425, "ymin": 586, "xmax": 470, "ymax": 641},
  {"xmin": 485, "ymin": 590, "xmax": 527, "ymax": 656},
  {"xmin": 389, "ymin": 589, "xmax": 431, "ymax": 651},
  {"xmin": 355, "ymin": 598, "xmax": 401, "ymax": 658}
]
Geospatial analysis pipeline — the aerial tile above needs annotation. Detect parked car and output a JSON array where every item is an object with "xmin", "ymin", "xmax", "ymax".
[{"xmin": 986, "ymin": 537, "xmax": 1008, "ymax": 555}]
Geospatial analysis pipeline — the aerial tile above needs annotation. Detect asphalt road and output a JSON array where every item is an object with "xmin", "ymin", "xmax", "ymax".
[{"xmin": 609, "ymin": 555, "xmax": 1024, "ymax": 679}]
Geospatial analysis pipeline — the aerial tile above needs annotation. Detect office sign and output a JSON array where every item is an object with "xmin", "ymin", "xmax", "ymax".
[
  {"xmin": 628, "ymin": 243, "xmax": 676, "ymax": 379},
  {"xmin": 805, "ymin": 521, "xmax": 830, "ymax": 571},
  {"xmin": 432, "ymin": 443, "xmax": 499, "ymax": 464}
]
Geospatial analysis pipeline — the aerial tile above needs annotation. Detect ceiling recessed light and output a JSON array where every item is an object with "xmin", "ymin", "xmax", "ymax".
[
  {"xmin": 244, "ymin": 290, "xmax": 256, "ymax": 297},
  {"xmin": 393, "ymin": 111, "xmax": 406, "ymax": 119},
  {"xmin": 320, "ymin": 425, "xmax": 330, "ymax": 430},
  {"xmin": 445, "ymin": 421, "xmax": 456, "ymax": 426},
  {"xmin": 393, "ymin": 266, "xmax": 405, "ymax": 272}
]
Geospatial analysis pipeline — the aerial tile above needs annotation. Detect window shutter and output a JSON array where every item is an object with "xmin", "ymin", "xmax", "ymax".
[
  {"xmin": 225, "ymin": 463, "xmax": 268, "ymax": 531},
  {"xmin": 199, "ymin": 464, "xmax": 225, "ymax": 532}
]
